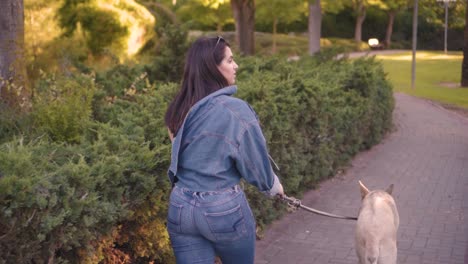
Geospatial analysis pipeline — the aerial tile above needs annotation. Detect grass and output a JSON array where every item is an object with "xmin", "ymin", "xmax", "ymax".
[
  {"xmin": 201, "ymin": 31, "xmax": 369, "ymax": 56},
  {"xmin": 376, "ymin": 51, "xmax": 468, "ymax": 109},
  {"xmin": 253, "ymin": 33, "xmax": 369, "ymax": 56}
]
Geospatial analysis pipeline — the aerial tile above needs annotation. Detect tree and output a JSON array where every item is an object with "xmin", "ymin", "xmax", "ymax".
[
  {"xmin": 321, "ymin": 0, "xmax": 368, "ymax": 45},
  {"xmin": 461, "ymin": 0, "xmax": 468, "ymax": 87},
  {"xmin": 308, "ymin": 0, "xmax": 322, "ymax": 55},
  {"xmin": 417, "ymin": 0, "xmax": 465, "ymax": 51},
  {"xmin": 177, "ymin": 0, "xmax": 233, "ymax": 33},
  {"xmin": 321, "ymin": 0, "xmax": 347, "ymax": 13},
  {"xmin": 309, "ymin": 0, "xmax": 347, "ymax": 54},
  {"xmin": 0, "ymin": 0, "xmax": 30, "ymax": 110},
  {"xmin": 353, "ymin": 0, "xmax": 367, "ymax": 44},
  {"xmin": 205, "ymin": 1, "xmax": 233, "ymax": 33},
  {"xmin": 231, "ymin": 0, "xmax": 255, "ymax": 55},
  {"xmin": 380, "ymin": 0, "xmax": 408, "ymax": 47},
  {"xmin": 138, "ymin": 0, "xmax": 180, "ymax": 25},
  {"xmin": 58, "ymin": 0, "xmax": 129, "ymax": 55},
  {"xmin": 347, "ymin": 0, "xmax": 383, "ymax": 44},
  {"xmin": 256, "ymin": 0, "xmax": 305, "ymax": 54},
  {"xmin": 308, "ymin": 0, "xmax": 349, "ymax": 55}
]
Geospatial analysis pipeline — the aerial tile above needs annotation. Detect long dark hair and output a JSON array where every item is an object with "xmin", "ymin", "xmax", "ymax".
[{"xmin": 165, "ymin": 36, "xmax": 230, "ymax": 135}]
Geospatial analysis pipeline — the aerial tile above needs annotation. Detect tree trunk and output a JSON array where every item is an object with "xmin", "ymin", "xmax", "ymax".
[
  {"xmin": 0, "ymin": 0, "xmax": 29, "ymax": 110},
  {"xmin": 461, "ymin": 0, "xmax": 468, "ymax": 87},
  {"xmin": 354, "ymin": 1, "xmax": 366, "ymax": 44},
  {"xmin": 230, "ymin": 0, "xmax": 255, "ymax": 55},
  {"xmin": 272, "ymin": 17, "xmax": 277, "ymax": 54},
  {"xmin": 384, "ymin": 10, "xmax": 396, "ymax": 48},
  {"xmin": 308, "ymin": 0, "xmax": 321, "ymax": 55}
]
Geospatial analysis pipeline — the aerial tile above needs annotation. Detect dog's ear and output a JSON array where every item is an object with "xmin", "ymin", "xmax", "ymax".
[
  {"xmin": 359, "ymin": 180, "xmax": 370, "ymax": 200},
  {"xmin": 386, "ymin": 184, "xmax": 394, "ymax": 195}
]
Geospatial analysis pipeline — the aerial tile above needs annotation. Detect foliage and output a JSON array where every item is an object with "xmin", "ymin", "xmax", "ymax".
[
  {"xmin": 80, "ymin": 7, "xmax": 128, "ymax": 55},
  {"xmin": 255, "ymin": 0, "xmax": 306, "ymax": 53},
  {"xmin": 256, "ymin": 0, "xmax": 306, "ymax": 30},
  {"xmin": 0, "ymin": 54, "xmax": 393, "ymax": 263},
  {"xmin": 0, "ymin": 73, "xmax": 176, "ymax": 263},
  {"xmin": 0, "ymin": 102, "xmax": 32, "ymax": 144},
  {"xmin": 57, "ymin": 0, "xmax": 155, "ymax": 56},
  {"xmin": 24, "ymin": 0, "xmax": 63, "ymax": 81},
  {"xmin": 321, "ymin": 0, "xmax": 348, "ymax": 14},
  {"xmin": 58, "ymin": 1, "xmax": 128, "ymax": 55},
  {"xmin": 33, "ymin": 74, "xmax": 95, "ymax": 143},
  {"xmin": 176, "ymin": 0, "xmax": 233, "ymax": 31},
  {"xmin": 234, "ymin": 54, "xmax": 394, "ymax": 226},
  {"xmin": 418, "ymin": 0, "xmax": 465, "ymax": 29},
  {"xmin": 252, "ymin": 33, "xmax": 369, "ymax": 57},
  {"xmin": 145, "ymin": 23, "xmax": 191, "ymax": 83},
  {"xmin": 94, "ymin": 64, "xmax": 148, "ymax": 99},
  {"xmin": 380, "ymin": 0, "xmax": 408, "ymax": 12}
]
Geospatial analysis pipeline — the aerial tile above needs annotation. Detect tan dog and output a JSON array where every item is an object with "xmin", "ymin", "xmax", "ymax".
[{"xmin": 355, "ymin": 181, "xmax": 399, "ymax": 264}]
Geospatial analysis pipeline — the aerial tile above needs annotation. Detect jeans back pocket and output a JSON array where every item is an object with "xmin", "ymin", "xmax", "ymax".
[
  {"xmin": 204, "ymin": 204, "xmax": 247, "ymax": 242},
  {"xmin": 167, "ymin": 202, "xmax": 183, "ymax": 233}
]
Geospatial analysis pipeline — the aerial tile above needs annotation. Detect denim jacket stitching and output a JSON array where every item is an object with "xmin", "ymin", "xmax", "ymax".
[
  {"xmin": 236, "ymin": 123, "xmax": 264, "ymax": 187},
  {"xmin": 219, "ymin": 100, "xmax": 256, "ymax": 131}
]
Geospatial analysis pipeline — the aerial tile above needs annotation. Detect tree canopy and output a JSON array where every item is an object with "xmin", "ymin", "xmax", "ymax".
[{"xmin": 57, "ymin": 0, "xmax": 154, "ymax": 56}]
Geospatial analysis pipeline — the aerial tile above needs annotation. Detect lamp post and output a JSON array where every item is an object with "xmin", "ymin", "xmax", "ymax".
[
  {"xmin": 412, "ymin": 0, "xmax": 418, "ymax": 89},
  {"xmin": 438, "ymin": 0, "xmax": 457, "ymax": 54},
  {"xmin": 444, "ymin": 0, "xmax": 448, "ymax": 53}
]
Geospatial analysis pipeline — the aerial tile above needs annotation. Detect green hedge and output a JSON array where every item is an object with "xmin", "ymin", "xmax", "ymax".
[
  {"xmin": 235, "ymin": 55, "xmax": 394, "ymax": 228},
  {"xmin": 0, "ymin": 54, "xmax": 393, "ymax": 263}
]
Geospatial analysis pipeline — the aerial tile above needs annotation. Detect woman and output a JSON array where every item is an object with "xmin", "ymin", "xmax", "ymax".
[{"xmin": 165, "ymin": 36, "xmax": 284, "ymax": 264}]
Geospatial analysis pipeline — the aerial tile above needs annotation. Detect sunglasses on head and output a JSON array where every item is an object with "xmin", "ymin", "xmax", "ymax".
[{"xmin": 213, "ymin": 36, "xmax": 224, "ymax": 51}]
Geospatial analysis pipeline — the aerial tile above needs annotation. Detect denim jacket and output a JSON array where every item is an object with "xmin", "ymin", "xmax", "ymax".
[{"xmin": 168, "ymin": 85, "xmax": 281, "ymax": 196}]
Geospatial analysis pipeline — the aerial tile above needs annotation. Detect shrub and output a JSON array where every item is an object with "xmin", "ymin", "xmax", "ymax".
[
  {"xmin": 234, "ymin": 55, "xmax": 393, "ymax": 229},
  {"xmin": 0, "ymin": 55, "xmax": 393, "ymax": 263},
  {"xmin": 145, "ymin": 23, "xmax": 190, "ymax": 83},
  {"xmin": 33, "ymin": 74, "xmax": 95, "ymax": 143},
  {"xmin": 0, "ymin": 102, "xmax": 32, "ymax": 144}
]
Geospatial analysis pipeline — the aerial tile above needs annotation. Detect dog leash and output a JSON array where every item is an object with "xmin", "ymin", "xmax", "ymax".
[
  {"xmin": 268, "ymin": 155, "xmax": 358, "ymax": 221},
  {"xmin": 278, "ymin": 194, "xmax": 358, "ymax": 221}
]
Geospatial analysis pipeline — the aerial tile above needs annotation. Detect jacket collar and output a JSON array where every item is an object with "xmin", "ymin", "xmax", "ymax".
[{"xmin": 189, "ymin": 85, "xmax": 237, "ymax": 114}]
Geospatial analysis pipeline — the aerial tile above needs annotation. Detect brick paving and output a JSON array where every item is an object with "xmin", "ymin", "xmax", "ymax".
[{"xmin": 255, "ymin": 93, "xmax": 468, "ymax": 264}]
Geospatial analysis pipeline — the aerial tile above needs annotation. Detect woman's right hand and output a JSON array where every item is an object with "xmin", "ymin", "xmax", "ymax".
[
  {"xmin": 268, "ymin": 174, "xmax": 284, "ymax": 197},
  {"xmin": 276, "ymin": 182, "xmax": 284, "ymax": 198}
]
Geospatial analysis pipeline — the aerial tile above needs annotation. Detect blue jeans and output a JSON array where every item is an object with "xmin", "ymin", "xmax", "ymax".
[{"xmin": 167, "ymin": 185, "xmax": 256, "ymax": 264}]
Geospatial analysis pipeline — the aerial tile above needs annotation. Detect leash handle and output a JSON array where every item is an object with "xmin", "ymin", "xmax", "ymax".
[{"xmin": 279, "ymin": 194, "xmax": 301, "ymax": 208}]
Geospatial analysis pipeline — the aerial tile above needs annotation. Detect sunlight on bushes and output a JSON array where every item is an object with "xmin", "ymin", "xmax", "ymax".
[
  {"xmin": 96, "ymin": 0, "xmax": 155, "ymax": 56},
  {"xmin": 25, "ymin": 0, "xmax": 155, "ymax": 73}
]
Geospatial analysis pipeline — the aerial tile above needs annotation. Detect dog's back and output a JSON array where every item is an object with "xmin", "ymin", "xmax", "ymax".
[{"xmin": 355, "ymin": 181, "xmax": 399, "ymax": 264}]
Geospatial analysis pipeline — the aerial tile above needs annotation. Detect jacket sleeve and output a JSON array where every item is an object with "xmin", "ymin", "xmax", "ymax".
[{"xmin": 234, "ymin": 120, "xmax": 282, "ymax": 196}]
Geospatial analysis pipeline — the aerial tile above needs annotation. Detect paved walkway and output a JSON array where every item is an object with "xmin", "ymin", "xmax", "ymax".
[{"xmin": 255, "ymin": 93, "xmax": 468, "ymax": 264}]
